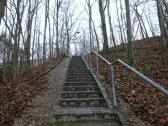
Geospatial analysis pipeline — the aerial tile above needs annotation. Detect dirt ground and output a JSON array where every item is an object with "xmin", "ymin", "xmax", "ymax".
[{"xmin": 14, "ymin": 58, "xmax": 70, "ymax": 126}]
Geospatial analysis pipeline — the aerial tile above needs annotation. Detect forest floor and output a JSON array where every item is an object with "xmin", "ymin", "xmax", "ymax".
[
  {"xmin": 14, "ymin": 58, "xmax": 70, "ymax": 126},
  {"xmin": 96, "ymin": 36, "xmax": 168, "ymax": 126},
  {"xmin": 0, "ymin": 57, "xmax": 64, "ymax": 125}
]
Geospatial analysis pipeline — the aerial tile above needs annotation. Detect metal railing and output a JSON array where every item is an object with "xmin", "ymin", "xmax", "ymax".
[{"xmin": 82, "ymin": 50, "xmax": 168, "ymax": 107}]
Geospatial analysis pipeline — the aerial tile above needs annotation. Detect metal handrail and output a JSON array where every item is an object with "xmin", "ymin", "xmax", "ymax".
[
  {"xmin": 83, "ymin": 50, "xmax": 168, "ymax": 107},
  {"xmin": 92, "ymin": 50, "xmax": 111, "ymax": 65},
  {"xmin": 112, "ymin": 59, "xmax": 168, "ymax": 96}
]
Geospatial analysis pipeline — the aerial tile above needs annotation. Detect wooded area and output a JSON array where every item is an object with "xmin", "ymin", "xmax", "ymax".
[
  {"xmin": 0, "ymin": 0, "xmax": 168, "ymax": 125},
  {"xmin": 0, "ymin": 0, "xmax": 79, "ymax": 83},
  {"xmin": 0, "ymin": 0, "xmax": 168, "ymax": 83}
]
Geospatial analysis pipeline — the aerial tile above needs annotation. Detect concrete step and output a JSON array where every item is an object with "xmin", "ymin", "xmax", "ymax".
[
  {"xmin": 68, "ymin": 68, "xmax": 88, "ymax": 70},
  {"xmin": 61, "ymin": 91, "xmax": 103, "ymax": 99},
  {"xmin": 66, "ymin": 77, "xmax": 95, "ymax": 82},
  {"xmin": 52, "ymin": 120, "xmax": 121, "ymax": 126},
  {"xmin": 66, "ymin": 74, "xmax": 94, "ymax": 79},
  {"xmin": 69, "ymin": 62, "xmax": 85, "ymax": 63},
  {"xmin": 66, "ymin": 73, "xmax": 93, "ymax": 76},
  {"xmin": 59, "ymin": 98, "xmax": 107, "ymax": 107},
  {"xmin": 68, "ymin": 69, "xmax": 89, "ymax": 72},
  {"xmin": 67, "ymin": 69, "xmax": 90, "ymax": 72},
  {"xmin": 69, "ymin": 65, "xmax": 86, "ymax": 67},
  {"xmin": 63, "ymin": 86, "xmax": 100, "ymax": 91},
  {"xmin": 68, "ymin": 64, "xmax": 86, "ymax": 66},
  {"xmin": 50, "ymin": 107, "xmax": 122, "ymax": 126},
  {"xmin": 66, "ymin": 75, "xmax": 93, "ymax": 78},
  {"xmin": 64, "ymin": 82, "xmax": 97, "ymax": 86},
  {"xmin": 69, "ymin": 63, "xmax": 86, "ymax": 65},
  {"xmin": 67, "ymin": 71, "xmax": 91, "ymax": 74},
  {"xmin": 68, "ymin": 65, "xmax": 87, "ymax": 68},
  {"xmin": 52, "ymin": 107, "xmax": 120, "ymax": 121},
  {"xmin": 68, "ymin": 66, "xmax": 88, "ymax": 68}
]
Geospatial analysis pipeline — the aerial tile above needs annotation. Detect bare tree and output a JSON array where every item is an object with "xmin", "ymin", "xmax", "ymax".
[
  {"xmin": 24, "ymin": 0, "xmax": 41, "ymax": 72},
  {"xmin": 86, "ymin": 0, "xmax": 93, "ymax": 51},
  {"xmin": 156, "ymin": 0, "xmax": 168, "ymax": 49},
  {"xmin": 116, "ymin": 0, "xmax": 125, "ymax": 44},
  {"xmin": 125, "ymin": 0, "xmax": 134, "ymax": 65},
  {"xmin": 98, "ymin": 0, "xmax": 109, "ymax": 54},
  {"xmin": 43, "ymin": 0, "xmax": 49, "ymax": 61},
  {"xmin": 63, "ymin": 0, "xmax": 78, "ymax": 55},
  {"xmin": 55, "ymin": 0, "xmax": 63, "ymax": 56},
  {"xmin": 92, "ymin": 19, "xmax": 100, "ymax": 52},
  {"xmin": 0, "ymin": 0, "xmax": 7, "ymax": 24},
  {"xmin": 107, "ymin": 0, "xmax": 116, "ymax": 47}
]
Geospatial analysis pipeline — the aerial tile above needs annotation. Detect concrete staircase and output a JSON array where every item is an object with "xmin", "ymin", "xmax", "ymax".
[{"xmin": 53, "ymin": 56, "xmax": 122, "ymax": 126}]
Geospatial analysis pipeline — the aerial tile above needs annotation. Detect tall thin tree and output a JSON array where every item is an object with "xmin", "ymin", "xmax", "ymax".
[
  {"xmin": 98, "ymin": 0, "xmax": 109, "ymax": 54},
  {"xmin": 125, "ymin": 0, "xmax": 134, "ymax": 65}
]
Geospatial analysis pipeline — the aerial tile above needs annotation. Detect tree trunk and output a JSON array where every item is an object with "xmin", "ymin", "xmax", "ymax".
[
  {"xmin": 92, "ymin": 19, "xmax": 100, "ymax": 52},
  {"xmin": 156, "ymin": 0, "xmax": 168, "ymax": 50},
  {"xmin": 0, "ymin": 0, "xmax": 7, "ymax": 24},
  {"xmin": 125, "ymin": 0, "xmax": 134, "ymax": 65},
  {"xmin": 66, "ymin": 18, "xmax": 70, "ymax": 55},
  {"xmin": 43, "ymin": 0, "xmax": 49, "ymax": 62},
  {"xmin": 11, "ymin": 0, "xmax": 22, "ymax": 80},
  {"xmin": 107, "ymin": 0, "xmax": 116, "ymax": 47},
  {"xmin": 88, "ymin": 0, "xmax": 93, "ymax": 51},
  {"xmin": 56, "ymin": 0, "xmax": 59, "ymax": 56},
  {"xmin": 98, "ymin": 0, "xmax": 109, "ymax": 54},
  {"xmin": 47, "ymin": 5, "xmax": 52, "ymax": 59},
  {"xmin": 116, "ymin": 0, "xmax": 124, "ymax": 44}
]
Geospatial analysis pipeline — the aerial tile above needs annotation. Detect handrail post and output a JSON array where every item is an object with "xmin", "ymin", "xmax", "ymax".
[
  {"xmin": 96, "ymin": 54, "xmax": 99, "ymax": 77},
  {"xmin": 111, "ymin": 65, "xmax": 117, "ymax": 107}
]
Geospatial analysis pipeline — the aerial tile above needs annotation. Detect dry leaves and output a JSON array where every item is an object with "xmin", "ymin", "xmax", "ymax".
[
  {"xmin": 91, "ymin": 37, "xmax": 168, "ymax": 126},
  {"xmin": 0, "ymin": 57, "xmax": 62, "ymax": 124}
]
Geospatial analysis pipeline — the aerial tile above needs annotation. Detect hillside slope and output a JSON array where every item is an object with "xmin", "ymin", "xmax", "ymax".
[
  {"xmin": 97, "ymin": 37, "xmax": 168, "ymax": 126},
  {"xmin": 0, "ymin": 57, "xmax": 62, "ymax": 125}
]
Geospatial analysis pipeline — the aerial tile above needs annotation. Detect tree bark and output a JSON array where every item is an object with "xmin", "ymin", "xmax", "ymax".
[
  {"xmin": 0, "ymin": 0, "xmax": 7, "ymax": 24},
  {"xmin": 107, "ymin": 0, "xmax": 116, "ymax": 47},
  {"xmin": 43, "ymin": 0, "xmax": 49, "ymax": 62},
  {"xmin": 156, "ymin": 0, "xmax": 168, "ymax": 50},
  {"xmin": 98, "ymin": 0, "xmax": 109, "ymax": 54},
  {"xmin": 125, "ymin": 0, "xmax": 134, "ymax": 65}
]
